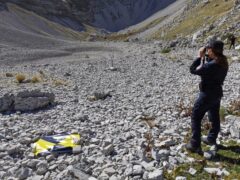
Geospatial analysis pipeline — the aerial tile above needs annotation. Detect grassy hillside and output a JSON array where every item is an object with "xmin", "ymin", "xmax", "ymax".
[{"xmin": 152, "ymin": 0, "xmax": 236, "ymax": 40}]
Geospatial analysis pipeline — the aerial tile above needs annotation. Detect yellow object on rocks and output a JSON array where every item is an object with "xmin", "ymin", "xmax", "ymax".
[{"xmin": 33, "ymin": 133, "xmax": 80, "ymax": 156}]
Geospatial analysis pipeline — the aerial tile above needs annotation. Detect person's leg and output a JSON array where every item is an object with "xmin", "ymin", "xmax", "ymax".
[
  {"xmin": 207, "ymin": 98, "xmax": 221, "ymax": 143},
  {"xmin": 190, "ymin": 93, "xmax": 209, "ymax": 147}
]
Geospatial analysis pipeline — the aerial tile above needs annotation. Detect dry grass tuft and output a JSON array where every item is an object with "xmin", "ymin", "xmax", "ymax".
[
  {"xmin": 227, "ymin": 99, "xmax": 240, "ymax": 116},
  {"xmin": 16, "ymin": 74, "xmax": 26, "ymax": 83},
  {"xmin": 176, "ymin": 98, "xmax": 193, "ymax": 117},
  {"xmin": 140, "ymin": 115, "xmax": 158, "ymax": 129},
  {"xmin": 53, "ymin": 79, "xmax": 67, "ymax": 86},
  {"xmin": 31, "ymin": 75, "xmax": 42, "ymax": 83},
  {"xmin": 143, "ymin": 132, "xmax": 154, "ymax": 161}
]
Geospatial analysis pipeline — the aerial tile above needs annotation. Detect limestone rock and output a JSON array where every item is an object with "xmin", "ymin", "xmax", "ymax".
[
  {"xmin": 14, "ymin": 90, "xmax": 55, "ymax": 112},
  {"xmin": 148, "ymin": 169, "xmax": 163, "ymax": 180},
  {"xmin": 229, "ymin": 117, "xmax": 240, "ymax": 138},
  {"xmin": 0, "ymin": 90, "xmax": 55, "ymax": 113}
]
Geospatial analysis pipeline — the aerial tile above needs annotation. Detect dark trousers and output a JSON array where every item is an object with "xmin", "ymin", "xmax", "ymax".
[{"xmin": 190, "ymin": 92, "xmax": 221, "ymax": 147}]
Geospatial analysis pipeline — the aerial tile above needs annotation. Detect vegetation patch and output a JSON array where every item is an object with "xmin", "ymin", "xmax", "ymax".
[
  {"xmin": 161, "ymin": 48, "xmax": 171, "ymax": 54},
  {"xmin": 52, "ymin": 79, "xmax": 68, "ymax": 86},
  {"xmin": 153, "ymin": 0, "xmax": 235, "ymax": 40},
  {"xmin": 176, "ymin": 98, "xmax": 193, "ymax": 117},
  {"xmin": 219, "ymin": 106, "xmax": 227, "ymax": 122},
  {"xmin": 165, "ymin": 128, "xmax": 240, "ymax": 179},
  {"xmin": 16, "ymin": 73, "xmax": 26, "ymax": 83},
  {"xmin": 227, "ymin": 99, "xmax": 240, "ymax": 116},
  {"xmin": 31, "ymin": 75, "xmax": 42, "ymax": 83}
]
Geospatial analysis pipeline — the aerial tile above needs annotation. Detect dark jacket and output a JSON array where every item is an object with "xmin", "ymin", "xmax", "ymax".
[{"xmin": 190, "ymin": 58, "xmax": 228, "ymax": 98}]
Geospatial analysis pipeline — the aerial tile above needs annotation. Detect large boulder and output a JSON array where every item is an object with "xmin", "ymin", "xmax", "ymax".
[
  {"xmin": 0, "ymin": 89, "xmax": 55, "ymax": 113},
  {"xmin": 0, "ymin": 94, "xmax": 14, "ymax": 112}
]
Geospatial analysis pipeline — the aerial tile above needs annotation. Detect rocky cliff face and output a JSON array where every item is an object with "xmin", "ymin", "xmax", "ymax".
[{"xmin": 2, "ymin": 0, "xmax": 177, "ymax": 32}]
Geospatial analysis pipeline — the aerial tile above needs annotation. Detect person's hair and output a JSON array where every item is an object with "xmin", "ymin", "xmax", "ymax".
[{"xmin": 212, "ymin": 50, "xmax": 229, "ymax": 69}]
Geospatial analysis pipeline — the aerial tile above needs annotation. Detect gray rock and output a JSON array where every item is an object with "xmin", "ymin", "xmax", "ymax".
[
  {"xmin": 14, "ymin": 90, "xmax": 55, "ymax": 112},
  {"xmin": 104, "ymin": 167, "xmax": 116, "ymax": 176},
  {"xmin": 158, "ymin": 149, "xmax": 170, "ymax": 159},
  {"xmin": 49, "ymin": 164, "xmax": 58, "ymax": 171},
  {"xmin": 0, "ymin": 171, "xmax": 6, "ymax": 179},
  {"xmin": 46, "ymin": 154, "xmax": 55, "ymax": 162},
  {"xmin": 36, "ymin": 161, "xmax": 48, "ymax": 175},
  {"xmin": 141, "ymin": 161, "xmax": 156, "ymax": 171},
  {"xmin": 132, "ymin": 165, "xmax": 143, "ymax": 176},
  {"xmin": 151, "ymin": 148, "xmax": 160, "ymax": 161},
  {"xmin": 7, "ymin": 144, "xmax": 21, "ymax": 156},
  {"xmin": 102, "ymin": 144, "xmax": 114, "ymax": 156},
  {"xmin": 188, "ymin": 167, "xmax": 197, "ymax": 175},
  {"xmin": 73, "ymin": 146, "xmax": 82, "ymax": 154},
  {"xmin": 229, "ymin": 117, "xmax": 240, "ymax": 138},
  {"xmin": 27, "ymin": 159, "xmax": 41, "ymax": 169},
  {"xmin": 168, "ymin": 156, "xmax": 178, "ymax": 166},
  {"xmin": 155, "ymin": 139, "xmax": 176, "ymax": 148},
  {"xmin": 15, "ymin": 167, "xmax": 32, "ymax": 180},
  {"xmin": 0, "ymin": 152, "xmax": 8, "ymax": 158},
  {"xmin": 89, "ymin": 177, "xmax": 98, "ymax": 180},
  {"xmin": 204, "ymin": 167, "xmax": 220, "ymax": 174},
  {"xmin": 98, "ymin": 172, "xmax": 109, "ymax": 180},
  {"xmin": 109, "ymin": 175, "xmax": 119, "ymax": 180},
  {"xmin": 175, "ymin": 176, "xmax": 187, "ymax": 180},
  {"xmin": 222, "ymin": 168, "xmax": 230, "ymax": 176},
  {"xmin": 0, "ymin": 93, "xmax": 14, "ymax": 112},
  {"xmin": 70, "ymin": 168, "xmax": 90, "ymax": 179},
  {"xmin": 124, "ymin": 165, "xmax": 133, "ymax": 176},
  {"xmin": 73, "ymin": 113, "xmax": 89, "ymax": 122},
  {"xmin": 0, "ymin": 90, "xmax": 55, "ymax": 112},
  {"xmin": 19, "ymin": 137, "xmax": 32, "ymax": 145},
  {"xmin": 31, "ymin": 175, "xmax": 43, "ymax": 180},
  {"xmin": 148, "ymin": 169, "xmax": 163, "ymax": 180}
]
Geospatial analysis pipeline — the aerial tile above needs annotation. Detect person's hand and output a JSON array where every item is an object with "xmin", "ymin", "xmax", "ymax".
[{"xmin": 198, "ymin": 47, "xmax": 206, "ymax": 58}]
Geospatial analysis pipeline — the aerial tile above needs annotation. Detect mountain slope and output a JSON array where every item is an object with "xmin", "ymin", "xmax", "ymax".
[
  {"xmin": 0, "ymin": 3, "xmax": 86, "ymax": 47},
  {"xmin": 2, "ymin": 0, "xmax": 179, "ymax": 32},
  {"xmin": 0, "ymin": 0, "xmax": 239, "ymax": 45},
  {"xmin": 151, "ymin": 0, "xmax": 240, "ymax": 42},
  {"xmin": 106, "ymin": 0, "xmax": 240, "ymax": 45}
]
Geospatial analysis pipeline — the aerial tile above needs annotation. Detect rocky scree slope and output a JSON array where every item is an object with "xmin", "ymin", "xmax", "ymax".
[{"xmin": 0, "ymin": 42, "xmax": 240, "ymax": 179}]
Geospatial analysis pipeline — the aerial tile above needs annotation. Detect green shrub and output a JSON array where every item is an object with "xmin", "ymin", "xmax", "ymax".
[
  {"xmin": 161, "ymin": 48, "xmax": 171, "ymax": 54},
  {"xmin": 6, "ymin": 73, "xmax": 14, "ymax": 77},
  {"xmin": 219, "ymin": 106, "xmax": 227, "ymax": 122}
]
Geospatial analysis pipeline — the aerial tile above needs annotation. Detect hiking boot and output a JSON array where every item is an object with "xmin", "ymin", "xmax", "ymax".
[
  {"xmin": 201, "ymin": 136, "xmax": 216, "ymax": 146},
  {"xmin": 185, "ymin": 143, "xmax": 202, "ymax": 154}
]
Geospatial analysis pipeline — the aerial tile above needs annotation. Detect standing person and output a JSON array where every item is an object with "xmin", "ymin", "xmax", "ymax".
[
  {"xmin": 186, "ymin": 40, "xmax": 229, "ymax": 153},
  {"xmin": 229, "ymin": 34, "xmax": 236, "ymax": 49}
]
